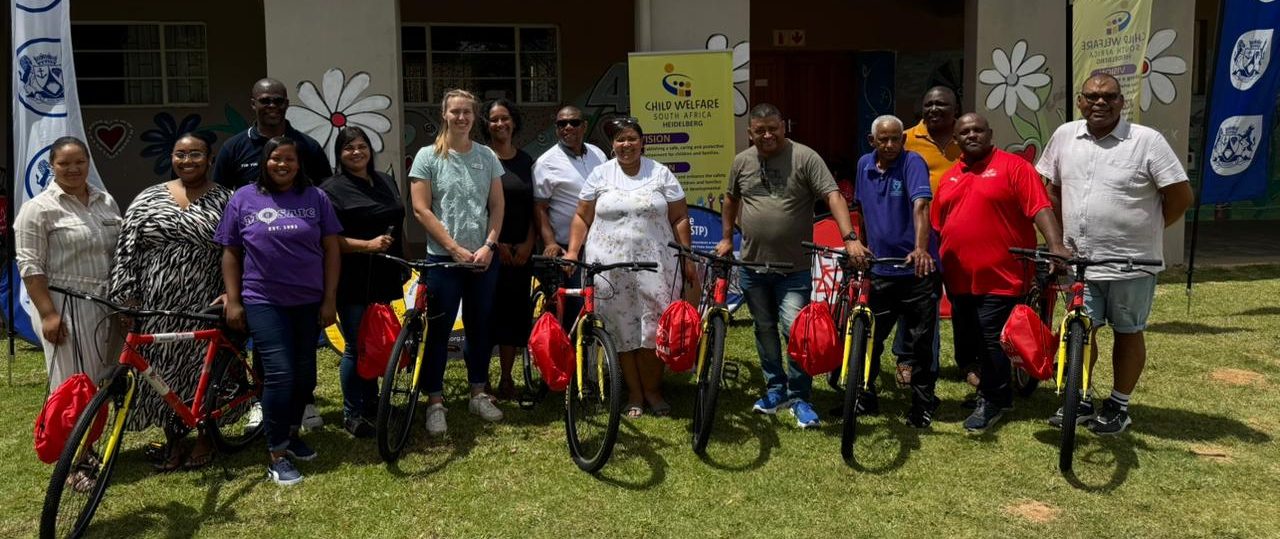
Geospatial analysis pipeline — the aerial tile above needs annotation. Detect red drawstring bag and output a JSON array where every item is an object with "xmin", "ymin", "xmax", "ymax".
[
  {"xmin": 656, "ymin": 300, "xmax": 701, "ymax": 372},
  {"xmin": 789, "ymin": 301, "xmax": 841, "ymax": 376},
  {"xmin": 357, "ymin": 303, "xmax": 404, "ymax": 380},
  {"xmin": 528, "ymin": 312, "xmax": 572, "ymax": 392},
  {"xmin": 1001, "ymin": 304, "xmax": 1057, "ymax": 381},
  {"xmin": 34, "ymin": 373, "xmax": 108, "ymax": 464}
]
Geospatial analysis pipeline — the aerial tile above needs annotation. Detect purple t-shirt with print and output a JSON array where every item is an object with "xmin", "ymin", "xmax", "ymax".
[{"xmin": 215, "ymin": 184, "xmax": 342, "ymax": 306}]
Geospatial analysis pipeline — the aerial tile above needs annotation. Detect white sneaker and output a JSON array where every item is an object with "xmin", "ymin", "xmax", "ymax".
[
  {"xmin": 469, "ymin": 393, "xmax": 504, "ymax": 422},
  {"xmin": 245, "ymin": 402, "xmax": 263, "ymax": 430},
  {"xmin": 302, "ymin": 403, "xmax": 323, "ymax": 430},
  {"xmin": 425, "ymin": 403, "xmax": 448, "ymax": 436}
]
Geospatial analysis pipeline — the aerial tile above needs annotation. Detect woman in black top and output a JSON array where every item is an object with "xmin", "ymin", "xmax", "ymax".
[
  {"xmin": 319, "ymin": 126, "xmax": 406, "ymax": 437},
  {"xmin": 482, "ymin": 98, "xmax": 535, "ymax": 400}
]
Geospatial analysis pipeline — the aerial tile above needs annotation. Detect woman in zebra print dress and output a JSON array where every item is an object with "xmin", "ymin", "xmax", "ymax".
[{"xmin": 109, "ymin": 133, "xmax": 232, "ymax": 470}]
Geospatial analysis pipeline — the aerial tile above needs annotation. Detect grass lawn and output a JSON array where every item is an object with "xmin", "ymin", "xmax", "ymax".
[{"xmin": 1, "ymin": 265, "xmax": 1278, "ymax": 538}]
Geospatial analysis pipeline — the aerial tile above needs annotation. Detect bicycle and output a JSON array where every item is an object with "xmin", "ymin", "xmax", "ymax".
[
  {"xmin": 40, "ymin": 286, "xmax": 260, "ymax": 539},
  {"xmin": 802, "ymin": 242, "xmax": 909, "ymax": 462},
  {"xmin": 1008, "ymin": 247, "xmax": 1161, "ymax": 473},
  {"xmin": 517, "ymin": 265, "xmax": 565, "ymax": 410},
  {"xmin": 371, "ymin": 253, "xmax": 485, "ymax": 463},
  {"xmin": 531, "ymin": 255, "xmax": 658, "ymax": 473},
  {"xmin": 1012, "ymin": 253, "xmax": 1065, "ymax": 397},
  {"xmin": 666, "ymin": 241, "xmax": 792, "ymax": 455}
]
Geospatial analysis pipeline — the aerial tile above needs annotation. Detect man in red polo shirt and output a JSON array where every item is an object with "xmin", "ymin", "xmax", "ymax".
[{"xmin": 932, "ymin": 113, "xmax": 1069, "ymax": 433}]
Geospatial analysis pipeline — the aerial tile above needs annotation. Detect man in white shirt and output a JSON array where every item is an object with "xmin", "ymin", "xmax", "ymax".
[
  {"xmin": 533, "ymin": 105, "xmax": 607, "ymax": 322},
  {"xmin": 1036, "ymin": 73, "xmax": 1194, "ymax": 435}
]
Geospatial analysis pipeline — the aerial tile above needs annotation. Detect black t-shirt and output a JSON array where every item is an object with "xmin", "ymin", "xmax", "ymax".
[
  {"xmin": 498, "ymin": 150, "xmax": 536, "ymax": 245},
  {"xmin": 213, "ymin": 123, "xmax": 333, "ymax": 189},
  {"xmin": 319, "ymin": 170, "xmax": 407, "ymax": 305}
]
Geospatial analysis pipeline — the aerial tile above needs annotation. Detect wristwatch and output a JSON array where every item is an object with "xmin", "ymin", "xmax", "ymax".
[
  {"xmin": 843, "ymin": 231, "xmax": 859, "ymax": 242},
  {"xmin": 485, "ymin": 241, "xmax": 498, "ymax": 251}
]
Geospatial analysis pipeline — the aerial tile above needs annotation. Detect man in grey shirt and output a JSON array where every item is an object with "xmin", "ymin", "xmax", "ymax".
[
  {"xmin": 1036, "ymin": 73, "xmax": 1194, "ymax": 435},
  {"xmin": 715, "ymin": 103, "xmax": 860, "ymax": 429}
]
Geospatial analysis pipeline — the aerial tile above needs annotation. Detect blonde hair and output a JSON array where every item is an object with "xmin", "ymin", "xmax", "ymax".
[{"xmin": 434, "ymin": 89, "xmax": 479, "ymax": 157}]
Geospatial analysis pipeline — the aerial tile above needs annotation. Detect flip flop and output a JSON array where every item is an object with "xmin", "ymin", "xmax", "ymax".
[
  {"xmin": 624, "ymin": 405, "xmax": 644, "ymax": 418},
  {"xmin": 183, "ymin": 449, "xmax": 214, "ymax": 470},
  {"xmin": 649, "ymin": 401, "xmax": 672, "ymax": 417}
]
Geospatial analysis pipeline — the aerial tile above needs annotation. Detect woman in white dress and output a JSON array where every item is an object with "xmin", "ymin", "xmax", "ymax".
[{"xmin": 566, "ymin": 117, "xmax": 694, "ymax": 418}]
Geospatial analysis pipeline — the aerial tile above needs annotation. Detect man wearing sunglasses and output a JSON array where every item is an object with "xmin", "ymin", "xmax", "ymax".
[
  {"xmin": 214, "ymin": 78, "xmax": 332, "ymax": 189},
  {"xmin": 532, "ymin": 106, "xmax": 607, "ymax": 322},
  {"xmin": 1035, "ymin": 73, "xmax": 1193, "ymax": 435}
]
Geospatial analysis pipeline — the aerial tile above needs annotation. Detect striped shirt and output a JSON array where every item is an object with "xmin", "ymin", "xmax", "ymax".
[{"xmin": 14, "ymin": 182, "xmax": 122, "ymax": 291}]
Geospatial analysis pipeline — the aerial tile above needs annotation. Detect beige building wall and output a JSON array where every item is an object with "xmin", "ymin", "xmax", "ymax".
[
  {"xmin": 965, "ymin": 0, "xmax": 1191, "ymax": 265},
  {"xmin": 638, "ymin": 0, "xmax": 750, "ymax": 152}
]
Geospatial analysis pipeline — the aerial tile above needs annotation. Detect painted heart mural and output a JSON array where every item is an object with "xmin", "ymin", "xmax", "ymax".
[{"xmin": 89, "ymin": 120, "xmax": 133, "ymax": 159}]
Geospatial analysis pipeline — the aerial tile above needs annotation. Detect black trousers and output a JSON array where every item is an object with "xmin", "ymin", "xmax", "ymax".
[
  {"xmin": 949, "ymin": 294, "xmax": 1020, "ymax": 407},
  {"xmin": 864, "ymin": 272, "xmax": 942, "ymax": 409}
]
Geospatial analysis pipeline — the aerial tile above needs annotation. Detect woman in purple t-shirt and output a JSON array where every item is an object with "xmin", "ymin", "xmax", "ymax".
[{"xmin": 215, "ymin": 136, "xmax": 341, "ymax": 486}]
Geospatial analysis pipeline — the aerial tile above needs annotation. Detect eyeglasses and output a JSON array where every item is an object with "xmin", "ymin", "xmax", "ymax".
[
  {"xmin": 172, "ymin": 151, "xmax": 207, "ymax": 160},
  {"xmin": 608, "ymin": 117, "xmax": 640, "ymax": 129},
  {"xmin": 255, "ymin": 96, "xmax": 288, "ymax": 107},
  {"xmin": 1079, "ymin": 92, "xmax": 1121, "ymax": 103},
  {"xmin": 555, "ymin": 118, "xmax": 584, "ymax": 128}
]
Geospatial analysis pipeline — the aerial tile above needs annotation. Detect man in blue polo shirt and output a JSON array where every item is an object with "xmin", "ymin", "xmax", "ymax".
[
  {"xmin": 846, "ymin": 114, "xmax": 941, "ymax": 428},
  {"xmin": 213, "ymin": 78, "xmax": 332, "ymax": 188}
]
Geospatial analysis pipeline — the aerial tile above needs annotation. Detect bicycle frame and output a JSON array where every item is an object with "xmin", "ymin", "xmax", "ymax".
[
  {"xmin": 693, "ymin": 263, "xmax": 732, "ymax": 384},
  {"xmin": 1053, "ymin": 281, "xmax": 1094, "ymax": 395},
  {"xmin": 120, "ymin": 330, "xmax": 252, "ymax": 429},
  {"xmin": 835, "ymin": 268, "xmax": 877, "ymax": 389}
]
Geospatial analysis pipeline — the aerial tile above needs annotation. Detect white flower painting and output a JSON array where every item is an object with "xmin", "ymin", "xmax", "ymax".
[
  {"xmin": 978, "ymin": 40, "xmax": 1052, "ymax": 116},
  {"xmin": 705, "ymin": 34, "xmax": 750, "ymax": 116},
  {"xmin": 1140, "ymin": 29, "xmax": 1188, "ymax": 111},
  {"xmin": 287, "ymin": 68, "xmax": 393, "ymax": 162}
]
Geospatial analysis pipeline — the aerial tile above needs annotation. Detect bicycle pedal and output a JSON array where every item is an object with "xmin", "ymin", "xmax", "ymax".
[{"xmin": 722, "ymin": 361, "xmax": 741, "ymax": 381}]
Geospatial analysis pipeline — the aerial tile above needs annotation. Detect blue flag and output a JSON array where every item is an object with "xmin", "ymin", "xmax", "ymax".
[{"xmin": 1200, "ymin": 1, "xmax": 1280, "ymax": 204}]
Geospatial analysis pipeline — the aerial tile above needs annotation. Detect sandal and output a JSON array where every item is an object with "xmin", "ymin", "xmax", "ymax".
[
  {"xmin": 624, "ymin": 405, "xmax": 644, "ymax": 419},
  {"xmin": 648, "ymin": 401, "xmax": 672, "ymax": 417},
  {"xmin": 183, "ymin": 438, "xmax": 214, "ymax": 470},
  {"xmin": 152, "ymin": 445, "xmax": 185, "ymax": 473},
  {"xmin": 895, "ymin": 364, "xmax": 913, "ymax": 387}
]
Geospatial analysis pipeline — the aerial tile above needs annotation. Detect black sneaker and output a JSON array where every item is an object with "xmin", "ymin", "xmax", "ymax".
[
  {"xmin": 343, "ymin": 416, "xmax": 376, "ymax": 439},
  {"xmin": 1086, "ymin": 400, "xmax": 1132, "ymax": 436},
  {"xmin": 827, "ymin": 392, "xmax": 879, "ymax": 418},
  {"xmin": 961, "ymin": 392, "xmax": 979, "ymax": 409},
  {"xmin": 963, "ymin": 397, "xmax": 1006, "ymax": 433},
  {"xmin": 905, "ymin": 406, "xmax": 933, "ymax": 429},
  {"xmin": 1047, "ymin": 399, "xmax": 1096, "ymax": 429}
]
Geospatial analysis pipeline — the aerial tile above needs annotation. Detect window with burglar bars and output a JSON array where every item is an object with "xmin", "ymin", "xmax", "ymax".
[
  {"xmin": 402, "ymin": 24, "xmax": 560, "ymax": 106},
  {"xmin": 72, "ymin": 22, "xmax": 209, "ymax": 107}
]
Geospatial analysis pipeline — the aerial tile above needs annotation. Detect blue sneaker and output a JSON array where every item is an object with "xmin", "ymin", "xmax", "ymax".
[
  {"xmin": 752, "ymin": 392, "xmax": 793, "ymax": 415},
  {"xmin": 791, "ymin": 400, "xmax": 820, "ymax": 428},
  {"xmin": 268, "ymin": 458, "xmax": 303, "ymax": 486},
  {"xmin": 286, "ymin": 437, "xmax": 317, "ymax": 461}
]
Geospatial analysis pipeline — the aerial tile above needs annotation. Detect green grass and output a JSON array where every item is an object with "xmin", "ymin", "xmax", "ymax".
[{"xmin": 3, "ymin": 266, "xmax": 1279, "ymax": 538}]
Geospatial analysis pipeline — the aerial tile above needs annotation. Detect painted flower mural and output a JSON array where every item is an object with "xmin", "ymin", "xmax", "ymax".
[
  {"xmin": 978, "ymin": 40, "xmax": 1052, "ymax": 117},
  {"xmin": 705, "ymin": 33, "xmax": 750, "ymax": 116},
  {"xmin": 1140, "ymin": 29, "xmax": 1187, "ymax": 111},
  {"xmin": 139, "ymin": 113, "xmax": 215, "ymax": 176},
  {"xmin": 287, "ymin": 68, "xmax": 393, "ymax": 162}
]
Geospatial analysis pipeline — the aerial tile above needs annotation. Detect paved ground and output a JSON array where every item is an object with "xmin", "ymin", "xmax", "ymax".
[{"xmin": 1184, "ymin": 219, "xmax": 1280, "ymax": 267}]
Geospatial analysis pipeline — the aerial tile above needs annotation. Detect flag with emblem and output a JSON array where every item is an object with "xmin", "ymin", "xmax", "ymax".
[{"xmin": 1199, "ymin": 0, "xmax": 1280, "ymax": 204}]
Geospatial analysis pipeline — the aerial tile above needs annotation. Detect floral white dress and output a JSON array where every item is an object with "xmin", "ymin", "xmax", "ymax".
[{"xmin": 580, "ymin": 157, "xmax": 685, "ymax": 352}]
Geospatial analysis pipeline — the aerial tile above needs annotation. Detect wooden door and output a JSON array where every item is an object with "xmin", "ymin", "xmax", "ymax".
[{"xmin": 750, "ymin": 51, "xmax": 860, "ymax": 167}]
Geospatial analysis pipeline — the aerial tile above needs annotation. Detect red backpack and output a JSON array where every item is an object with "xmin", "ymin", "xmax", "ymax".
[
  {"xmin": 357, "ymin": 303, "xmax": 405, "ymax": 380},
  {"xmin": 527, "ymin": 312, "xmax": 572, "ymax": 392},
  {"xmin": 656, "ymin": 300, "xmax": 701, "ymax": 372},
  {"xmin": 34, "ymin": 373, "xmax": 108, "ymax": 464},
  {"xmin": 1000, "ymin": 304, "xmax": 1057, "ymax": 381},
  {"xmin": 789, "ymin": 301, "xmax": 841, "ymax": 376}
]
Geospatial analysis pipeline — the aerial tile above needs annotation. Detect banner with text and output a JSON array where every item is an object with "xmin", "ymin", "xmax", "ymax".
[
  {"xmin": 628, "ymin": 50, "xmax": 735, "ymax": 205},
  {"xmin": 1200, "ymin": 0, "xmax": 1280, "ymax": 204},
  {"xmin": 1072, "ymin": 0, "xmax": 1151, "ymax": 121}
]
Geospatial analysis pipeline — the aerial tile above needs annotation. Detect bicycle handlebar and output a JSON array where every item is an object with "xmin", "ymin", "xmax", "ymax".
[
  {"xmin": 1008, "ymin": 248, "xmax": 1162, "ymax": 269},
  {"xmin": 374, "ymin": 253, "xmax": 487, "ymax": 271},
  {"xmin": 531, "ymin": 255, "xmax": 659, "ymax": 275},
  {"xmin": 801, "ymin": 241, "xmax": 914, "ymax": 268},
  {"xmin": 665, "ymin": 241, "xmax": 794, "ymax": 271},
  {"xmin": 49, "ymin": 285, "xmax": 223, "ymax": 325}
]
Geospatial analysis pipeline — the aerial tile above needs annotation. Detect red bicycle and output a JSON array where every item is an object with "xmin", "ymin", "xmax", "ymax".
[{"xmin": 40, "ymin": 286, "xmax": 260, "ymax": 539}]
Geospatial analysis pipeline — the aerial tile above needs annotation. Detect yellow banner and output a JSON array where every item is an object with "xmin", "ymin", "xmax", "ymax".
[
  {"xmin": 1073, "ymin": 0, "xmax": 1151, "ymax": 121},
  {"xmin": 628, "ymin": 50, "xmax": 735, "ymax": 206}
]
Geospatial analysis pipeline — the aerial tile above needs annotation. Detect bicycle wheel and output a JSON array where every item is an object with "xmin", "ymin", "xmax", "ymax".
[
  {"xmin": 692, "ymin": 316, "xmax": 726, "ymax": 455},
  {"xmin": 1013, "ymin": 367, "xmax": 1041, "ymax": 397},
  {"xmin": 519, "ymin": 290, "xmax": 549, "ymax": 409},
  {"xmin": 376, "ymin": 313, "xmax": 426, "ymax": 463},
  {"xmin": 204, "ymin": 349, "xmax": 264, "ymax": 453},
  {"xmin": 840, "ymin": 315, "xmax": 870, "ymax": 462},
  {"xmin": 41, "ymin": 367, "xmax": 134, "ymax": 539},
  {"xmin": 565, "ymin": 325, "xmax": 623, "ymax": 473},
  {"xmin": 1059, "ymin": 318, "xmax": 1087, "ymax": 473}
]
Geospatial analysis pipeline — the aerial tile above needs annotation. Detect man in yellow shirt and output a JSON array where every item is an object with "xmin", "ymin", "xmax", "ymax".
[{"xmin": 904, "ymin": 86, "xmax": 962, "ymax": 194}]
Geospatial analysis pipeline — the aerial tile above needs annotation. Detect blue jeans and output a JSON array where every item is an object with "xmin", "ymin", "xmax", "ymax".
[
  {"xmin": 740, "ymin": 268, "xmax": 812, "ymax": 401},
  {"xmin": 423, "ymin": 256, "xmax": 499, "ymax": 397},
  {"xmin": 245, "ymin": 303, "xmax": 320, "ymax": 452},
  {"xmin": 337, "ymin": 302, "xmax": 379, "ymax": 421}
]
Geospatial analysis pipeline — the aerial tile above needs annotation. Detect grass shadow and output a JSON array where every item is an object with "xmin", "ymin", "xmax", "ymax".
[
  {"xmin": 696, "ymin": 410, "xmax": 779, "ymax": 472},
  {"xmin": 592, "ymin": 420, "xmax": 670, "ymax": 490},
  {"xmin": 1234, "ymin": 306, "xmax": 1280, "ymax": 317},
  {"xmin": 1145, "ymin": 321, "xmax": 1247, "ymax": 335},
  {"xmin": 1129, "ymin": 404, "xmax": 1271, "ymax": 444},
  {"xmin": 86, "ymin": 455, "xmax": 264, "ymax": 538},
  {"xmin": 1032, "ymin": 428, "xmax": 1142, "ymax": 492},
  {"xmin": 842, "ymin": 419, "xmax": 923, "ymax": 474}
]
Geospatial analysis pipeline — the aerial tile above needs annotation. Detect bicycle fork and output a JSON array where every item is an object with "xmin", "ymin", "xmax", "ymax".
[
  {"xmin": 82, "ymin": 371, "xmax": 138, "ymax": 473},
  {"xmin": 693, "ymin": 308, "xmax": 729, "ymax": 384},
  {"xmin": 839, "ymin": 307, "xmax": 876, "ymax": 390},
  {"xmin": 1054, "ymin": 313, "xmax": 1094, "ymax": 394}
]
